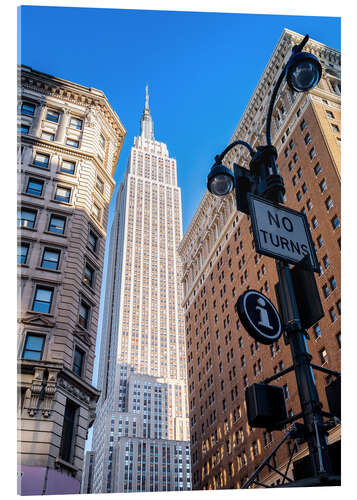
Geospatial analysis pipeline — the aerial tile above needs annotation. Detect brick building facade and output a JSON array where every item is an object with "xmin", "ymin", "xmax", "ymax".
[{"xmin": 178, "ymin": 29, "xmax": 340, "ymax": 489}]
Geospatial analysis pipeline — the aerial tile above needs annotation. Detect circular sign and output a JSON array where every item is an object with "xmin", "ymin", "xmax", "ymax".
[{"xmin": 236, "ymin": 290, "xmax": 282, "ymax": 345}]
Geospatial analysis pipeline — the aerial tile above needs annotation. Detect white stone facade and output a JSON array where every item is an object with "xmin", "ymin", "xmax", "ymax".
[
  {"xmin": 17, "ymin": 65, "xmax": 125, "ymax": 495},
  {"xmin": 89, "ymin": 88, "xmax": 191, "ymax": 493}
]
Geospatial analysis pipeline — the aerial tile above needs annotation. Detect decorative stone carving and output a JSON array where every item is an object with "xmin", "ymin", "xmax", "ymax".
[
  {"xmin": 20, "ymin": 312, "xmax": 56, "ymax": 328},
  {"xmin": 28, "ymin": 368, "xmax": 45, "ymax": 417},
  {"xmin": 57, "ymin": 377, "xmax": 90, "ymax": 404},
  {"xmin": 42, "ymin": 370, "xmax": 58, "ymax": 418},
  {"xmin": 74, "ymin": 328, "xmax": 92, "ymax": 347}
]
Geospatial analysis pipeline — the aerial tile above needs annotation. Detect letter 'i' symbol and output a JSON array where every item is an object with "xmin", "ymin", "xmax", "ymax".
[{"xmin": 256, "ymin": 297, "xmax": 273, "ymax": 330}]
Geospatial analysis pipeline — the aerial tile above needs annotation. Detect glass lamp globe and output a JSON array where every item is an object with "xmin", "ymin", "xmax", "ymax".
[
  {"xmin": 207, "ymin": 164, "xmax": 234, "ymax": 197},
  {"xmin": 286, "ymin": 52, "xmax": 322, "ymax": 92}
]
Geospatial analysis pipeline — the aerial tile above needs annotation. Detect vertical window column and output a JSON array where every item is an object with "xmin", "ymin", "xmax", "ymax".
[
  {"xmin": 31, "ymin": 100, "xmax": 47, "ymax": 137},
  {"xmin": 56, "ymin": 109, "xmax": 71, "ymax": 143}
]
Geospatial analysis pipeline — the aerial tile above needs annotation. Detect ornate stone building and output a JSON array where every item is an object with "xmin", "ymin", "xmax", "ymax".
[
  {"xmin": 179, "ymin": 29, "xmax": 340, "ymax": 489},
  {"xmin": 17, "ymin": 65, "xmax": 125, "ymax": 495}
]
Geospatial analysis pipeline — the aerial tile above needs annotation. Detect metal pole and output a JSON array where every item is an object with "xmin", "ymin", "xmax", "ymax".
[{"xmin": 275, "ymin": 260, "xmax": 332, "ymax": 479}]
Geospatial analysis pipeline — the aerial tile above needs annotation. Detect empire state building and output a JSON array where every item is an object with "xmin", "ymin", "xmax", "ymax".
[{"xmin": 88, "ymin": 87, "xmax": 191, "ymax": 494}]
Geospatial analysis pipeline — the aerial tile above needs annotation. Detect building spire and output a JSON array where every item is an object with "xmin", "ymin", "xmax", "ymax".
[{"xmin": 140, "ymin": 84, "xmax": 154, "ymax": 141}]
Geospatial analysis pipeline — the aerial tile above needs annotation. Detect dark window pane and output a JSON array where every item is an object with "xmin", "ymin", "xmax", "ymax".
[
  {"xmin": 83, "ymin": 264, "xmax": 94, "ymax": 287},
  {"xmin": 69, "ymin": 117, "xmax": 83, "ymax": 130},
  {"xmin": 73, "ymin": 348, "xmax": 84, "ymax": 376},
  {"xmin": 32, "ymin": 287, "xmax": 53, "ymax": 313},
  {"xmin": 23, "ymin": 334, "xmax": 45, "ymax": 360},
  {"xmin": 48, "ymin": 215, "xmax": 66, "ymax": 234},
  {"xmin": 33, "ymin": 153, "xmax": 49, "ymax": 168},
  {"xmin": 18, "ymin": 125, "xmax": 30, "ymax": 134},
  {"xmin": 61, "ymin": 160, "xmax": 75, "ymax": 174},
  {"xmin": 41, "ymin": 249, "xmax": 60, "ymax": 270},
  {"xmin": 88, "ymin": 231, "xmax": 98, "ymax": 252},
  {"xmin": 18, "ymin": 209, "xmax": 36, "ymax": 228},
  {"xmin": 18, "ymin": 244, "xmax": 29, "ymax": 264},
  {"xmin": 46, "ymin": 110, "xmax": 60, "ymax": 122},
  {"xmin": 79, "ymin": 302, "xmax": 90, "ymax": 329},
  {"xmin": 21, "ymin": 102, "xmax": 35, "ymax": 116},
  {"xmin": 59, "ymin": 400, "xmax": 77, "ymax": 462},
  {"xmin": 27, "ymin": 179, "xmax": 44, "ymax": 196},
  {"xmin": 55, "ymin": 187, "xmax": 71, "ymax": 203}
]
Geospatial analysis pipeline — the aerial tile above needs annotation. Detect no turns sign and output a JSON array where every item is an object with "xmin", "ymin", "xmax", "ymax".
[{"xmin": 248, "ymin": 194, "xmax": 319, "ymax": 271}]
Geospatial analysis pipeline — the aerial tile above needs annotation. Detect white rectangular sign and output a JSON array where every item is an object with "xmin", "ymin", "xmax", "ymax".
[{"xmin": 248, "ymin": 194, "xmax": 319, "ymax": 271}]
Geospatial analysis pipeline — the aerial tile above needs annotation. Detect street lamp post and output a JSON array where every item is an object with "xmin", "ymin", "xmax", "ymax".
[{"xmin": 207, "ymin": 35, "xmax": 338, "ymax": 486}]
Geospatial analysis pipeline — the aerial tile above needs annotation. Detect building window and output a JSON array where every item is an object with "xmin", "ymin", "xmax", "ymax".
[
  {"xmin": 18, "ymin": 208, "xmax": 37, "ymax": 228},
  {"xmin": 55, "ymin": 186, "xmax": 71, "ymax": 203},
  {"xmin": 59, "ymin": 399, "xmax": 78, "ymax": 463},
  {"xmin": 329, "ymin": 307, "xmax": 337, "ymax": 322},
  {"xmin": 307, "ymin": 199, "xmax": 313, "ymax": 211},
  {"xmin": 60, "ymin": 160, "xmax": 76, "ymax": 175},
  {"xmin": 69, "ymin": 117, "xmax": 83, "ymax": 130},
  {"xmin": 284, "ymin": 148, "xmax": 289, "ymax": 158},
  {"xmin": 336, "ymin": 299, "xmax": 341, "ymax": 315},
  {"xmin": 326, "ymin": 110, "xmax": 334, "ymax": 119},
  {"xmin": 293, "ymin": 153, "xmax": 298, "ymax": 163},
  {"xmin": 331, "ymin": 215, "xmax": 340, "ymax": 229},
  {"xmin": 283, "ymin": 384, "xmax": 289, "ymax": 399},
  {"xmin": 329, "ymin": 277, "xmax": 337, "ymax": 291},
  {"xmin": 48, "ymin": 214, "xmax": 66, "ymax": 234},
  {"xmin": 22, "ymin": 334, "xmax": 45, "ymax": 360},
  {"xmin": 311, "ymin": 216, "xmax": 318, "ymax": 229},
  {"xmin": 309, "ymin": 148, "xmax": 316, "ymax": 159},
  {"xmin": 79, "ymin": 301, "xmax": 90, "ymax": 329},
  {"xmin": 313, "ymin": 324, "xmax": 321, "ymax": 339},
  {"xmin": 33, "ymin": 152, "xmax": 50, "ymax": 168},
  {"xmin": 331, "ymin": 124, "xmax": 339, "ymax": 133},
  {"xmin": 322, "ymin": 255, "xmax": 330, "ymax": 269},
  {"xmin": 26, "ymin": 178, "xmax": 44, "ymax": 196},
  {"xmin": 83, "ymin": 263, "xmax": 94, "ymax": 288},
  {"xmin": 319, "ymin": 348, "xmax": 328, "ymax": 365},
  {"xmin": 91, "ymin": 203, "xmax": 101, "ymax": 221},
  {"xmin": 314, "ymin": 163, "xmax": 321, "ymax": 176},
  {"xmin": 288, "ymin": 161, "xmax": 293, "ymax": 171},
  {"xmin": 296, "ymin": 191, "xmax": 302, "ymax": 202},
  {"xmin": 88, "ymin": 230, "xmax": 98, "ymax": 253},
  {"xmin": 41, "ymin": 248, "xmax": 61, "ymax": 270},
  {"xmin": 18, "ymin": 124, "xmax": 30, "ymax": 134},
  {"xmin": 66, "ymin": 138, "xmax": 79, "ymax": 148},
  {"xmin": 289, "ymin": 139, "xmax": 294, "ymax": 149},
  {"xmin": 99, "ymin": 133, "xmax": 106, "ymax": 148},
  {"xmin": 73, "ymin": 347, "xmax": 85, "ymax": 376},
  {"xmin": 322, "ymin": 284, "xmax": 330, "ymax": 298},
  {"xmin": 41, "ymin": 131, "xmax": 55, "ymax": 141},
  {"xmin": 304, "ymin": 133, "xmax": 311, "ymax": 145},
  {"xmin": 336, "ymin": 332, "xmax": 341, "ymax": 348},
  {"xmin": 300, "ymin": 119, "xmax": 306, "ymax": 131},
  {"xmin": 317, "ymin": 235, "xmax": 324, "ymax": 248},
  {"xmin": 32, "ymin": 286, "xmax": 54, "ymax": 314},
  {"xmin": 46, "ymin": 109, "xmax": 60, "ymax": 122},
  {"xmin": 302, "ymin": 183, "xmax": 308, "ymax": 194},
  {"xmin": 325, "ymin": 196, "xmax": 333, "ymax": 210},
  {"xmin": 96, "ymin": 177, "xmax": 105, "ymax": 194},
  {"xmin": 297, "ymin": 168, "xmax": 303, "ymax": 179},
  {"xmin": 21, "ymin": 102, "xmax": 36, "ymax": 116},
  {"xmin": 18, "ymin": 243, "xmax": 29, "ymax": 264},
  {"xmin": 292, "ymin": 176, "xmax": 297, "ymax": 186}
]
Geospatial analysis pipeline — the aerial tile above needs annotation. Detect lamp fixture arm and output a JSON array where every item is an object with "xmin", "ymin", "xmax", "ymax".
[
  {"xmin": 214, "ymin": 139, "xmax": 255, "ymax": 166},
  {"xmin": 266, "ymin": 34, "xmax": 310, "ymax": 146}
]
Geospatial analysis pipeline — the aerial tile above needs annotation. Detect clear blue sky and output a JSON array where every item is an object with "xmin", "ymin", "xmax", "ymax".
[
  {"xmin": 18, "ymin": 6, "xmax": 340, "ymax": 450},
  {"xmin": 19, "ymin": 6, "xmax": 340, "ymax": 233}
]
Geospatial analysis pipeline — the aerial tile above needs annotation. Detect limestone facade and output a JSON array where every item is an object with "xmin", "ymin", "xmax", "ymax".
[{"xmin": 17, "ymin": 65, "xmax": 125, "ymax": 495}]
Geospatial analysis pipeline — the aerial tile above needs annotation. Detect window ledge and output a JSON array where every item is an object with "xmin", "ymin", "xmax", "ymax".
[
  {"xmin": 51, "ymin": 199, "xmax": 72, "ymax": 206},
  {"xmin": 36, "ymin": 266, "xmax": 61, "ymax": 274},
  {"xmin": 29, "ymin": 163, "xmax": 50, "ymax": 171},
  {"xmin": 18, "ymin": 226, "xmax": 37, "ymax": 232},
  {"xmin": 21, "ymin": 193, "xmax": 45, "ymax": 200},
  {"xmin": 55, "ymin": 457, "xmax": 78, "ymax": 476},
  {"xmin": 43, "ymin": 231, "xmax": 67, "ymax": 238}
]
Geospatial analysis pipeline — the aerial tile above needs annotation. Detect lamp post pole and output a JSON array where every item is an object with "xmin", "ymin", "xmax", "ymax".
[{"xmin": 207, "ymin": 34, "xmax": 334, "ymax": 483}]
